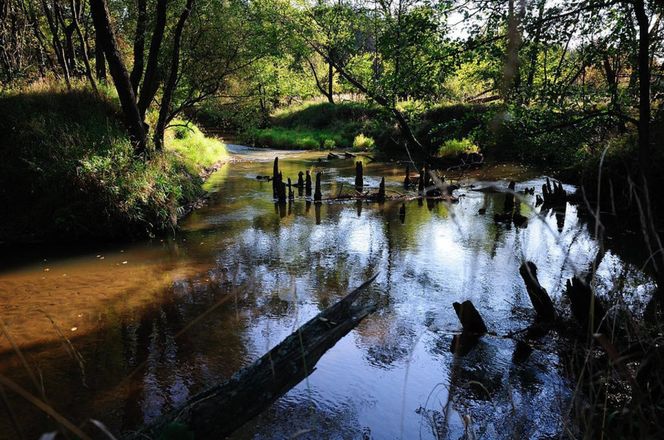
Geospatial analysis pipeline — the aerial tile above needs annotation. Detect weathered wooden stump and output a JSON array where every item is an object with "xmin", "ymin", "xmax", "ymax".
[
  {"xmin": 542, "ymin": 177, "xmax": 567, "ymax": 205},
  {"xmin": 504, "ymin": 180, "xmax": 516, "ymax": 213},
  {"xmin": 272, "ymin": 157, "xmax": 279, "ymax": 199},
  {"xmin": 377, "ymin": 177, "xmax": 385, "ymax": 203},
  {"xmin": 566, "ymin": 276, "xmax": 606, "ymax": 332},
  {"xmin": 287, "ymin": 178, "xmax": 294, "ymax": 201},
  {"xmin": 305, "ymin": 170, "xmax": 312, "ymax": 197},
  {"xmin": 519, "ymin": 262, "xmax": 556, "ymax": 321},
  {"xmin": 355, "ymin": 161, "xmax": 363, "ymax": 192},
  {"xmin": 452, "ymin": 300, "xmax": 488, "ymax": 334},
  {"xmin": 314, "ymin": 172, "xmax": 322, "ymax": 202},
  {"xmin": 418, "ymin": 167, "xmax": 425, "ymax": 193}
]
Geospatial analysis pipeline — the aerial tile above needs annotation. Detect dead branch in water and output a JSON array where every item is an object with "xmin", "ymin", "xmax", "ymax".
[{"xmin": 125, "ymin": 274, "xmax": 379, "ymax": 440}]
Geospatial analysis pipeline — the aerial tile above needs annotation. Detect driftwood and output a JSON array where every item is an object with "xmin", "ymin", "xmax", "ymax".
[
  {"xmin": 519, "ymin": 262, "xmax": 556, "ymax": 322},
  {"xmin": 327, "ymin": 152, "xmax": 340, "ymax": 159},
  {"xmin": 127, "ymin": 275, "xmax": 379, "ymax": 440}
]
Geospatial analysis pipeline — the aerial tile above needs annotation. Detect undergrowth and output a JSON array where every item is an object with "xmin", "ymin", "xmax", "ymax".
[{"xmin": 0, "ymin": 82, "xmax": 227, "ymax": 242}]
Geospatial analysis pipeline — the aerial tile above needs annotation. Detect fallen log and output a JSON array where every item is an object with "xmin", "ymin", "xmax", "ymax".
[
  {"xmin": 126, "ymin": 275, "xmax": 379, "ymax": 440},
  {"xmin": 519, "ymin": 262, "xmax": 556, "ymax": 322}
]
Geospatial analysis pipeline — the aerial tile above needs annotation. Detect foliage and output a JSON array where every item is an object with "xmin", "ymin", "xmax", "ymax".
[
  {"xmin": 0, "ymin": 85, "xmax": 225, "ymax": 241},
  {"xmin": 437, "ymin": 138, "xmax": 479, "ymax": 158},
  {"xmin": 352, "ymin": 133, "xmax": 375, "ymax": 151}
]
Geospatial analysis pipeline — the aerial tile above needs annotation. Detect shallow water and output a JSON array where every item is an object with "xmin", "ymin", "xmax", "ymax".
[{"xmin": 0, "ymin": 146, "xmax": 654, "ymax": 439}]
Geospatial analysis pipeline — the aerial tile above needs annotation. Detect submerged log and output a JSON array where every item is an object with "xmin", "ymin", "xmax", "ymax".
[
  {"xmin": 519, "ymin": 262, "xmax": 556, "ymax": 321},
  {"xmin": 452, "ymin": 300, "xmax": 487, "ymax": 334},
  {"xmin": 327, "ymin": 152, "xmax": 340, "ymax": 160},
  {"xmin": 127, "ymin": 275, "xmax": 379, "ymax": 440},
  {"xmin": 566, "ymin": 277, "xmax": 607, "ymax": 333},
  {"xmin": 305, "ymin": 170, "xmax": 312, "ymax": 197},
  {"xmin": 314, "ymin": 172, "xmax": 322, "ymax": 202},
  {"xmin": 355, "ymin": 161, "xmax": 363, "ymax": 192}
]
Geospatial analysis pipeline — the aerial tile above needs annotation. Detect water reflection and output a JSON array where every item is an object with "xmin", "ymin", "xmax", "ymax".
[{"xmin": 0, "ymin": 148, "xmax": 656, "ymax": 439}]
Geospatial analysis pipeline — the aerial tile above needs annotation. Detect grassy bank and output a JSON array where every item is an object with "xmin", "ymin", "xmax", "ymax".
[
  {"xmin": 230, "ymin": 100, "xmax": 620, "ymax": 171},
  {"xmin": 0, "ymin": 83, "xmax": 228, "ymax": 243}
]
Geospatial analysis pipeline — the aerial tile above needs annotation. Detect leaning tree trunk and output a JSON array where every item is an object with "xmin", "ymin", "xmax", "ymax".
[
  {"xmin": 89, "ymin": 0, "xmax": 147, "ymax": 154},
  {"xmin": 154, "ymin": 0, "xmax": 194, "ymax": 151},
  {"xmin": 129, "ymin": 0, "xmax": 147, "ymax": 94}
]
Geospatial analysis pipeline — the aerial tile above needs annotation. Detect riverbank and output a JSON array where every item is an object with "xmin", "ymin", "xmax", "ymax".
[{"xmin": 0, "ymin": 83, "xmax": 229, "ymax": 244}]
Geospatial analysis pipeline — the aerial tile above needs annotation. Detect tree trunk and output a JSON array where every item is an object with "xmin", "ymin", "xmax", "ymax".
[
  {"xmin": 70, "ymin": 0, "xmax": 97, "ymax": 93},
  {"xmin": 95, "ymin": 29, "xmax": 106, "ymax": 81},
  {"xmin": 633, "ymin": 0, "xmax": 651, "ymax": 179},
  {"xmin": 327, "ymin": 60, "xmax": 334, "ymax": 103},
  {"xmin": 137, "ymin": 0, "xmax": 168, "ymax": 120},
  {"xmin": 129, "ymin": 0, "xmax": 147, "ymax": 94},
  {"xmin": 89, "ymin": 0, "xmax": 147, "ymax": 154},
  {"xmin": 154, "ymin": 0, "xmax": 194, "ymax": 150}
]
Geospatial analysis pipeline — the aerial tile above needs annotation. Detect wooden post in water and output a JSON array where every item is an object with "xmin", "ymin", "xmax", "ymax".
[
  {"xmin": 314, "ymin": 172, "xmax": 322, "ymax": 202},
  {"xmin": 377, "ymin": 177, "xmax": 385, "ymax": 203},
  {"xmin": 355, "ymin": 161, "xmax": 363, "ymax": 192},
  {"xmin": 566, "ymin": 277, "xmax": 606, "ymax": 333},
  {"xmin": 399, "ymin": 203, "xmax": 406, "ymax": 224},
  {"xmin": 287, "ymin": 178, "xmax": 294, "ymax": 201},
  {"xmin": 504, "ymin": 180, "xmax": 516, "ymax": 213},
  {"xmin": 404, "ymin": 164, "xmax": 410, "ymax": 188},
  {"xmin": 272, "ymin": 157, "xmax": 279, "ymax": 199},
  {"xmin": 355, "ymin": 161, "xmax": 364, "ymax": 191},
  {"xmin": 519, "ymin": 262, "xmax": 556, "ymax": 321},
  {"xmin": 418, "ymin": 167, "xmax": 425, "ymax": 194},
  {"xmin": 277, "ymin": 172, "xmax": 286, "ymax": 203},
  {"xmin": 305, "ymin": 171, "xmax": 312, "ymax": 197}
]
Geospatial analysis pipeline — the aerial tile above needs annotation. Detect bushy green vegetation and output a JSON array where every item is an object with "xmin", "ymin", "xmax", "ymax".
[
  {"xmin": 243, "ymin": 101, "xmax": 390, "ymax": 150},
  {"xmin": 0, "ymin": 84, "xmax": 227, "ymax": 242},
  {"xmin": 352, "ymin": 133, "xmax": 375, "ymax": 151},
  {"xmin": 437, "ymin": 137, "xmax": 479, "ymax": 158}
]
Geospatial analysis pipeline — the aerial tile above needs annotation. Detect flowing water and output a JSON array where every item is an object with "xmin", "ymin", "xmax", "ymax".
[{"xmin": 0, "ymin": 146, "xmax": 655, "ymax": 439}]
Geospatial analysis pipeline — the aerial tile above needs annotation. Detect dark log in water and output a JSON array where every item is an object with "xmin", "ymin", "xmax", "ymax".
[
  {"xmin": 314, "ymin": 172, "xmax": 322, "ymax": 202},
  {"xmin": 355, "ymin": 161, "xmax": 363, "ymax": 192},
  {"xmin": 125, "ymin": 275, "xmax": 379, "ymax": 440},
  {"xmin": 452, "ymin": 300, "xmax": 487, "ymax": 334},
  {"xmin": 305, "ymin": 170, "xmax": 312, "ymax": 197},
  {"xmin": 519, "ymin": 262, "xmax": 556, "ymax": 321}
]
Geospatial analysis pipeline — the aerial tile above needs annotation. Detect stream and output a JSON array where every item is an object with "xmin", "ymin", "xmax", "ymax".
[{"xmin": 0, "ymin": 146, "xmax": 656, "ymax": 439}]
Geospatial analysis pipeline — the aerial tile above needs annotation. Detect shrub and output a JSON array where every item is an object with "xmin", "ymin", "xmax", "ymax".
[
  {"xmin": 323, "ymin": 139, "xmax": 336, "ymax": 149},
  {"xmin": 352, "ymin": 133, "xmax": 376, "ymax": 151},
  {"xmin": 438, "ymin": 138, "xmax": 479, "ymax": 158}
]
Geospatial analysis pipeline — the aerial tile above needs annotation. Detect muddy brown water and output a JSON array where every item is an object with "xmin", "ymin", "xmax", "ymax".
[{"xmin": 0, "ymin": 146, "xmax": 655, "ymax": 439}]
